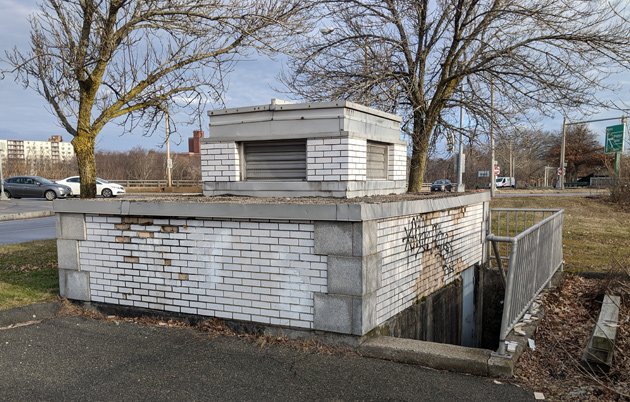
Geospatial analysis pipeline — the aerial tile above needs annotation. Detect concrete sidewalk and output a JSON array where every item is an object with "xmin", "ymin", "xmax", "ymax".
[{"xmin": 0, "ymin": 303, "xmax": 535, "ymax": 402}]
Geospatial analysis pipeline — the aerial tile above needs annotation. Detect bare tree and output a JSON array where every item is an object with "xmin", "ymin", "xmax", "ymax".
[
  {"xmin": 3, "ymin": 0, "xmax": 311, "ymax": 197},
  {"xmin": 282, "ymin": 0, "xmax": 630, "ymax": 192},
  {"xmin": 546, "ymin": 124, "xmax": 604, "ymax": 182},
  {"xmin": 493, "ymin": 127, "xmax": 551, "ymax": 186}
]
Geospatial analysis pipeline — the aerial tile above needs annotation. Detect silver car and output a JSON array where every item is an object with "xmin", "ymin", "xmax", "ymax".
[{"xmin": 3, "ymin": 175, "xmax": 73, "ymax": 200}]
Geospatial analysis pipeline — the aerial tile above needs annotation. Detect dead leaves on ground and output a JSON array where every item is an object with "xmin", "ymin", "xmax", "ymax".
[{"xmin": 512, "ymin": 273, "xmax": 630, "ymax": 401}]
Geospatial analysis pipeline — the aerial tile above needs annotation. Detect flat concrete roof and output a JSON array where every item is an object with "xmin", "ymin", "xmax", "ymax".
[
  {"xmin": 208, "ymin": 99, "xmax": 402, "ymax": 123},
  {"xmin": 53, "ymin": 192, "xmax": 490, "ymax": 222}
]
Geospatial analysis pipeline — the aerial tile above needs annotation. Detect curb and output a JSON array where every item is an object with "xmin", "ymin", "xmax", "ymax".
[
  {"xmin": 0, "ymin": 210, "xmax": 54, "ymax": 222},
  {"xmin": 359, "ymin": 336, "xmax": 514, "ymax": 377},
  {"xmin": 0, "ymin": 301, "xmax": 63, "ymax": 327}
]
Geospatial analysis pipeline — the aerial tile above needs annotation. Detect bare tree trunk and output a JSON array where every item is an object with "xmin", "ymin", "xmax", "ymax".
[
  {"xmin": 407, "ymin": 112, "xmax": 431, "ymax": 192},
  {"xmin": 72, "ymin": 134, "xmax": 97, "ymax": 198}
]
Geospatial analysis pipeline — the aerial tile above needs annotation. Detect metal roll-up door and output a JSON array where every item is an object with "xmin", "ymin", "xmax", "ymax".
[
  {"xmin": 367, "ymin": 141, "xmax": 388, "ymax": 180},
  {"xmin": 243, "ymin": 140, "xmax": 307, "ymax": 181}
]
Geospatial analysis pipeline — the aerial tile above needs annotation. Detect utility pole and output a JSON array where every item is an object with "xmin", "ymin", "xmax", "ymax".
[
  {"xmin": 509, "ymin": 139, "xmax": 513, "ymax": 179},
  {"xmin": 490, "ymin": 81, "xmax": 496, "ymax": 197},
  {"xmin": 0, "ymin": 143, "xmax": 6, "ymax": 200},
  {"xmin": 456, "ymin": 81, "xmax": 465, "ymax": 192},
  {"xmin": 165, "ymin": 111, "xmax": 172, "ymax": 187},
  {"xmin": 558, "ymin": 117, "xmax": 566, "ymax": 190},
  {"xmin": 615, "ymin": 116, "xmax": 625, "ymax": 191}
]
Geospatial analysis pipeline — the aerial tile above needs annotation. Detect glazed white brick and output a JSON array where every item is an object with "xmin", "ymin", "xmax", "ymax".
[
  {"xmin": 375, "ymin": 203, "xmax": 485, "ymax": 325},
  {"xmin": 201, "ymin": 141, "xmax": 240, "ymax": 182},
  {"xmin": 389, "ymin": 143, "xmax": 407, "ymax": 180},
  {"xmin": 307, "ymin": 137, "xmax": 367, "ymax": 182},
  {"xmin": 78, "ymin": 217, "xmax": 327, "ymax": 329}
]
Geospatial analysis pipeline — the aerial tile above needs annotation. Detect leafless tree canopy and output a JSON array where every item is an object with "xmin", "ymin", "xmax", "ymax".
[
  {"xmin": 3, "ymin": 0, "xmax": 311, "ymax": 197},
  {"xmin": 281, "ymin": 0, "xmax": 630, "ymax": 191}
]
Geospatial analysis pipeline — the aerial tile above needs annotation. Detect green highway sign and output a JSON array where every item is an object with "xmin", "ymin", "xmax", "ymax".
[{"xmin": 605, "ymin": 124, "xmax": 625, "ymax": 154}]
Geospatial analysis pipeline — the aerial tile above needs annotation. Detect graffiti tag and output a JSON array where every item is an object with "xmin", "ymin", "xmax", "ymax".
[{"xmin": 402, "ymin": 216, "xmax": 455, "ymax": 279}]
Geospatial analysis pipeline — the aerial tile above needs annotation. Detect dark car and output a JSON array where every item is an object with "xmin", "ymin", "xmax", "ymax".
[
  {"xmin": 3, "ymin": 175, "xmax": 73, "ymax": 200},
  {"xmin": 430, "ymin": 179, "xmax": 453, "ymax": 192}
]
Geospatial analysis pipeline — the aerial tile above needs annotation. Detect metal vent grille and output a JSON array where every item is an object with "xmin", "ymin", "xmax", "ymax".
[
  {"xmin": 367, "ymin": 141, "xmax": 388, "ymax": 180},
  {"xmin": 243, "ymin": 140, "xmax": 307, "ymax": 181}
]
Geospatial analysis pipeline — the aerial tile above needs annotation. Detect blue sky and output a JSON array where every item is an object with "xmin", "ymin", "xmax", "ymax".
[
  {"xmin": 0, "ymin": 0, "xmax": 287, "ymax": 153},
  {"xmin": 1, "ymin": 0, "xmax": 628, "ymax": 156}
]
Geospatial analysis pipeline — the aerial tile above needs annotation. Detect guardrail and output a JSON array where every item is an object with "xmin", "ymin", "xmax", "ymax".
[
  {"xmin": 487, "ymin": 208, "xmax": 564, "ymax": 356},
  {"xmin": 109, "ymin": 179, "xmax": 202, "ymax": 187}
]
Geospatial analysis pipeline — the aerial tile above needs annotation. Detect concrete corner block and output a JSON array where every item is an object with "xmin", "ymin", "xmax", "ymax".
[
  {"xmin": 314, "ymin": 221, "xmax": 352, "ymax": 256},
  {"xmin": 313, "ymin": 293, "xmax": 352, "ymax": 334},
  {"xmin": 353, "ymin": 220, "xmax": 377, "ymax": 257},
  {"xmin": 56, "ymin": 213, "xmax": 86, "ymax": 240},
  {"xmin": 364, "ymin": 252, "xmax": 382, "ymax": 294},
  {"xmin": 60, "ymin": 269, "xmax": 91, "ymax": 301},
  {"xmin": 328, "ymin": 256, "xmax": 362, "ymax": 296},
  {"xmin": 57, "ymin": 239, "xmax": 79, "ymax": 270},
  {"xmin": 58, "ymin": 269, "xmax": 67, "ymax": 298},
  {"xmin": 352, "ymin": 293, "xmax": 377, "ymax": 335},
  {"xmin": 487, "ymin": 355, "xmax": 515, "ymax": 377}
]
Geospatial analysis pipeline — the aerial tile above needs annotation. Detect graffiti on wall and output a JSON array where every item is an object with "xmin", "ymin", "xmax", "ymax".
[{"xmin": 402, "ymin": 215, "xmax": 455, "ymax": 281}]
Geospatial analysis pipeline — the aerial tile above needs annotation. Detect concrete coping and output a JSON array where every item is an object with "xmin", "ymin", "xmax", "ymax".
[
  {"xmin": 207, "ymin": 99, "xmax": 402, "ymax": 123},
  {"xmin": 53, "ymin": 192, "xmax": 489, "ymax": 222}
]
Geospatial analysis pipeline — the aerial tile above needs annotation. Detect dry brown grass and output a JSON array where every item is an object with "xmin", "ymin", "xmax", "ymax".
[{"xmin": 490, "ymin": 195, "xmax": 630, "ymax": 273}]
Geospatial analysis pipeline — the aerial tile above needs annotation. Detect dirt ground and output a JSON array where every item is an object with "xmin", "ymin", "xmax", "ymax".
[{"xmin": 510, "ymin": 272, "xmax": 630, "ymax": 401}]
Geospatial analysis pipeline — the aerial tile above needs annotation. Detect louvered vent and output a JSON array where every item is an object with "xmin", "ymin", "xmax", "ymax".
[
  {"xmin": 243, "ymin": 140, "xmax": 307, "ymax": 181},
  {"xmin": 367, "ymin": 141, "xmax": 388, "ymax": 180}
]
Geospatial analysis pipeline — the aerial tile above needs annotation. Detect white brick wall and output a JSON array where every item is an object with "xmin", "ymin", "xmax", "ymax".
[
  {"xmin": 307, "ymin": 137, "xmax": 367, "ymax": 181},
  {"xmin": 375, "ymin": 203, "xmax": 484, "ymax": 324},
  {"xmin": 79, "ymin": 216, "xmax": 327, "ymax": 329},
  {"xmin": 200, "ymin": 142, "xmax": 240, "ymax": 182},
  {"xmin": 389, "ymin": 143, "xmax": 407, "ymax": 181},
  {"xmin": 201, "ymin": 137, "xmax": 406, "ymax": 187}
]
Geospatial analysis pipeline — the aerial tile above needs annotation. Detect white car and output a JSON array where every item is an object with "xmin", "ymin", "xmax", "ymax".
[{"xmin": 56, "ymin": 176, "xmax": 126, "ymax": 197}]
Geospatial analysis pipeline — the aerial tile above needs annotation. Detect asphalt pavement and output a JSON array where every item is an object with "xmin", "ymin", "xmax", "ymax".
[{"xmin": 0, "ymin": 304, "xmax": 534, "ymax": 402}]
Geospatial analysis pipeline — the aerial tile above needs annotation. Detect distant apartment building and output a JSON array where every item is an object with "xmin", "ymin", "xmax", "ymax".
[{"xmin": 0, "ymin": 136, "xmax": 75, "ymax": 162}]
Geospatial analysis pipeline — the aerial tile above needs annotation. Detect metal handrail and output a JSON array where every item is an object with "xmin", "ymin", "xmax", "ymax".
[{"xmin": 487, "ymin": 208, "xmax": 564, "ymax": 356}]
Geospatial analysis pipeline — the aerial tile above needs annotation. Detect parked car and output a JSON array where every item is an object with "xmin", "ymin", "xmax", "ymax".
[
  {"xmin": 3, "ymin": 175, "xmax": 73, "ymax": 200},
  {"xmin": 430, "ymin": 179, "xmax": 453, "ymax": 192},
  {"xmin": 56, "ymin": 176, "xmax": 126, "ymax": 197}
]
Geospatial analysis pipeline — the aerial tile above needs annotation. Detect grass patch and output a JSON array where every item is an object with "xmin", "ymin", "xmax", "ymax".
[
  {"xmin": 490, "ymin": 195, "xmax": 630, "ymax": 273},
  {"xmin": 0, "ymin": 239, "xmax": 59, "ymax": 311}
]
